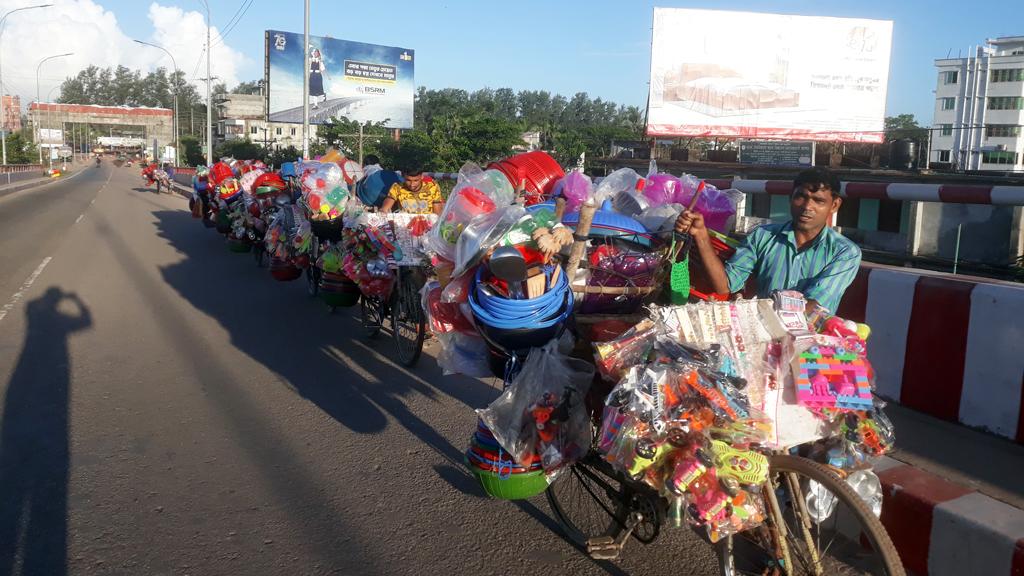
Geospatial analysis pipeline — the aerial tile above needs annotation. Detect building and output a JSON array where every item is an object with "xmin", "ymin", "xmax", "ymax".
[
  {"xmin": 214, "ymin": 93, "xmax": 317, "ymax": 151},
  {"xmin": 931, "ymin": 36, "xmax": 1024, "ymax": 172},
  {"xmin": 28, "ymin": 103, "xmax": 173, "ymax": 158},
  {"xmin": 2, "ymin": 94, "xmax": 21, "ymax": 132}
]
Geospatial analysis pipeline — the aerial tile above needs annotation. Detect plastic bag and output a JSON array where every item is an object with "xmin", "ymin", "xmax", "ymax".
[
  {"xmin": 593, "ymin": 167, "xmax": 642, "ymax": 206},
  {"xmin": 556, "ymin": 169, "xmax": 593, "ymax": 213},
  {"xmin": 452, "ymin": 204, "xmax": 526, "ymax": 278},
  {"xmin": 637, "ymin": 203, "xmax": 684, "ymax": 233},
  {"xmin": 477, "ymin": 339, "xmax": 595, "ymax": 473},
  {"xmin": 643, "ymin": 173, "xmax": 682, "ymax": 207},
  {"xmin": 673, "ymin": 177, "xmax": 741, "ymax": 234},
  {"xmin": 436, "ymin": 332, "xmax": 492, "ymax": 377},
  {"xmin": 427, "ymin": 162, "xmax": 515, "ymax": 262}
]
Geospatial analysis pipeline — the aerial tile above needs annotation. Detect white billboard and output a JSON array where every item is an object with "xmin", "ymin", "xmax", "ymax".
[{"xmin": 647, "ymin": 8, "xmax": 893, "ymax": 143}]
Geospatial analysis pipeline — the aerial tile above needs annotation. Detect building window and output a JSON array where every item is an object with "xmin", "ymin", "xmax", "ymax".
[
  {"xmin": 250, "ymin": 126, "xmax": 257, "ymax": 135},
  {"xmin": 938, "ymin": 150, "xmax": 951, "ymax": 162},
  {"xmin": 985, "ymin": 124, "xmax": 1022, "ymax": 138},
  {"xmin": 991, "ymin": 68, "xmax": 1024, "ymax": 83},
  {"xmin": 290, "ymin": 128, "xmax": 296, "ymax": 136},
  {"xmin": 939, "ymin": 97, "xmax": 956, "ymax": 111},
  {"xmin": 988, "ymin": 96, "xmax": 1024, "ymax": 110},
  {"xmin": 941, "ymin": 70, "xmax": 958, "ymax": 84},
  {"xmin": 981, "ymin": 151, "xmax": 1019, "ymax": 165},
  {"xmin": 939, "ymin": 124, "xmax": 953, "ymax": 136}
]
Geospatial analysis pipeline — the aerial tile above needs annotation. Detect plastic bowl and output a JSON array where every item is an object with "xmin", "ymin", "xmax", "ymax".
[
  {"xmin": 226, "ymin": 238, "xmax": 252, "ymax": 253},
  {"xmin": 469, "ymin": 466, "xmax": 549, "ymax": 500},
  {"xmin": 319, "ymin": 291, "xmax": 359, "ymax": 308}
]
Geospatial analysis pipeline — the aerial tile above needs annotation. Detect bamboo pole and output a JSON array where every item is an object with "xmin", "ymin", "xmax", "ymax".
[{"xmin": 563, "ymin": 201, "xmax": 596, "ymax": 287}]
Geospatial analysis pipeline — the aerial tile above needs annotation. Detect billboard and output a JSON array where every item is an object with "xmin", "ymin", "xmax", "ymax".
[
  {"xmin": 266, "ymin": 30, "xmax": 414, "ymax": 128},
  {"xmin": 647, "ymin": 8, "xmax": 892, "ymax": 143}
]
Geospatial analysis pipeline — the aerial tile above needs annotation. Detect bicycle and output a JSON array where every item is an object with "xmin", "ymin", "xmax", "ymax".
[
  {"xmin": 545, "ymin": 406, "xmax": 903, "ymax": 576},
  {"xmin": 353, "ymin": 212, "xmax": 434, "ymax": 367}
]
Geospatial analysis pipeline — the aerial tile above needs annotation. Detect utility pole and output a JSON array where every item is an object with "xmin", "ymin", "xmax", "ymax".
[
  {"xmin": 197, "ymin": 0, "xmax": 212, "ymax": 166},
  {"xmin": 302, "ymin": 0, "xmax": 310, "ymax": 160}
]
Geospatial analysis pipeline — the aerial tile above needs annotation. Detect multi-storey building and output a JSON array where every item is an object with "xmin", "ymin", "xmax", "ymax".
[{"xmin": 931, "ymin": 36, "xmax": 1024, "ymax": 172}]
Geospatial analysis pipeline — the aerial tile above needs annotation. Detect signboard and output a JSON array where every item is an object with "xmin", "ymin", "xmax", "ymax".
[
  {"xmin": 647, "ymin": 8, "xmax": 892, "ymax": 143},
  {"xmin": 39, "ymin": 128, "xmax": 63, "ymax": 145},
  {"xmin": 738, "ymin": 140, "xmax": 815, "ymax": 167},
  {"xmin": 265, "ymin": 30, "xmax": 414, "ymax": 128}
]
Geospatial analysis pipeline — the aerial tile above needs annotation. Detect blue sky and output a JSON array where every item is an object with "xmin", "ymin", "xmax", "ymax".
[{"xmin": 13, "ymin": 0, "xmax": 1024, "ymax": 124}]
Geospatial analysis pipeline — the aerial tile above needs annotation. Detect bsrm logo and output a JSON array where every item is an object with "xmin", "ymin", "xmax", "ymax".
[{"xmin": 360, "ymin": 86, "xmax": 386, "ymax": 94}]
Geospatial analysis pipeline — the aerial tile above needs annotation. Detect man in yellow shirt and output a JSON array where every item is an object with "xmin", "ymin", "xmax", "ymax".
[{"xmin": 380, "ymin": 168, "xmax": 444, "ymax": 214}]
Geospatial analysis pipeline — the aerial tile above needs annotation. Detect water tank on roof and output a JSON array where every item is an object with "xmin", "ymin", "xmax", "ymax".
[{"xmin": 890, "ymin": 139, "xmax": 917, "ymax": 171}]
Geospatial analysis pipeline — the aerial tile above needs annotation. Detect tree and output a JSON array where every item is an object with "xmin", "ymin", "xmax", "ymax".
[
  {"xmin": 231, "ymin": 80, "xmax": 262, "ymax": 95},
  {"xmin": 214, "ymin": 138, "xmax": 264, "ymax": 161},
  {"xmin": 1, "ymin": 131, "xmax": 37, "ymax": 164},
  {"xmin": 884, "ymin": 114, "xmax": 927, "ymax": 142},
  {"xmin": 180, "ymin": 135, "xmax": 205, "ymax": 166}
]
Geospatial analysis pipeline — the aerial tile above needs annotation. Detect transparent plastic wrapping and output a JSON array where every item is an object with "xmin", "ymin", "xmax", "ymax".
[{"xmin": 476, "ymin": 339, "xmax": 595, "ymax": 474}]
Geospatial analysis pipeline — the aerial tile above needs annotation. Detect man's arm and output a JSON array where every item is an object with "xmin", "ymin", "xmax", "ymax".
[
  {"xmin": 675, "ymin": 210, "xmax": 730, "ymax": 295},
  {"xmin": 380, "ymin": 197, "xmax": 396, "ymax": 212},
  {"xmin": 801, "ymin": 245, "xmax": 861, "ymax": 313}
]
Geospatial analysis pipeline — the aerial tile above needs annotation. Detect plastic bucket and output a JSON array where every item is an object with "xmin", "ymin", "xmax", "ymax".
[{"xmin": 488, "ymin": 151, "xmax": 564, "ymax": 199}]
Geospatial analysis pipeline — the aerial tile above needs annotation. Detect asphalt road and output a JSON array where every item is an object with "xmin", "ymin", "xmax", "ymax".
[{"xmin": 0, "ymin": 164, "xmax": 722, "ymax": 575}]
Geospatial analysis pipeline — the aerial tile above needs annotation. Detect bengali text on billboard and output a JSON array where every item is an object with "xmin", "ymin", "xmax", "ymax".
[
  {"xmin": 647, "ymin": 8, "xmax": 892, "ymax": 143},
  {"xmin": 266, "ymin": 30, "xmax": 414, "ymax": 128}
]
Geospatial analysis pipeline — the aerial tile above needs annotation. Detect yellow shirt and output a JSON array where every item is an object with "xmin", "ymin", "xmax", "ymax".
[{"xmin": 387, "ymin": 180, "xmax": 443, "ymax": 214}]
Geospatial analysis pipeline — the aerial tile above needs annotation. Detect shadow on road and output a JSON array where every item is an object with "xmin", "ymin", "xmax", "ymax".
[{"xmin": 0, "ymin": 287, "xmax": 91, "ymax": 576}]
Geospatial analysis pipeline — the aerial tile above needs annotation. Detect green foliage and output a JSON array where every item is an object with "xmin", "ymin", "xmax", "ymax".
[
  {"xmin": 884, "ymin": 114, "xmax": 928, "ymax": 143},
  {"xmin": 214, "ymin": 138, "xmax": 265, "ymax": 162},
  {"xmin": 231, "ymin": 81, "xmax": 262, "ymax": 95},
  {"xmin": 265, "ymin": 146, "xmax": 303, "ymax": 169},
  {"xmin": 1, "ymin": 131, "xmax": 38, "ymax": 164},
  {"xmin": 180, "ymin": 135, "xmax": 205, "ymax": 167}
]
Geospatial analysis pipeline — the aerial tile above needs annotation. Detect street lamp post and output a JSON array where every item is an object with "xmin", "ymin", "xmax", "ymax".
[
  {"xmin": 302, "ymin": 0, "xmax": 310, "ymax": 159},
  {"xmin": 0, "ymin": 3, "xmax": 51, "ymax": 166},
  {"xmin": 36, "ymin": 52, "xmax": 72, "ymax": 165},
  {"xmin": 134, "ymin": 39, "xmax": 179, "ymax": 166},
  {"xmin": 197, "ymin": 0, "xmax": 212, "ymax": 166}
]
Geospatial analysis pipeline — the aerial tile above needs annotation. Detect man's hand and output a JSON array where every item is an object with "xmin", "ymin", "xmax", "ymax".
[{"xmin": 675, "ymin": 210, "xmax": 708, "ymax": 238}]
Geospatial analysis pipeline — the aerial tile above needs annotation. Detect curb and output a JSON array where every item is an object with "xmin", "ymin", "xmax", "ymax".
[
  {"xmin": 0, "ymin": 168, "xmax": 86, "ymax": 200},
  {"xmin": 875, "ymin": 456, "xmax": 1024, "ymax": 575}
]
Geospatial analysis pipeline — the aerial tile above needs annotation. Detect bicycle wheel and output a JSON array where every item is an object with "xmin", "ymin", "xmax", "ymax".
[
  {"xmin": 546, "ymin": 458, "xmax": 627, "ymax": 547},
  {"xmin": 720, "ymin": 455, "xmax": 904, "ymax": 576},
  {"xmin": 391, "ymin": 270, "xmax": 425, "ymax": 367},
  {"xmin": 360, "ymin": 295, "xmax": 383, "ymax": 339}
]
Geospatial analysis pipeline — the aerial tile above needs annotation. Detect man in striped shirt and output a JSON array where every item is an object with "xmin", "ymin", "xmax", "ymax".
[{"xmin": 675, "ymin": 167, "xmax": 861, "ymax": 313}]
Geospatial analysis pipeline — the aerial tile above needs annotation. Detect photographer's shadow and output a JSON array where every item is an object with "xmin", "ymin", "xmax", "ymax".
[{"xmin": 0, "ymin": 287, "xmax": 91, "ymax": 576}]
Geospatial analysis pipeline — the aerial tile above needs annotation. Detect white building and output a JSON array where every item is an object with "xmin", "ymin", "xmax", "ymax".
[
  {"xmin": 215, "ymin": 93, "xmax": 317, "ymax": 151},
  {"xmin": 931, "ymin": 36, "xmax": 1024, "ymax": 172}
]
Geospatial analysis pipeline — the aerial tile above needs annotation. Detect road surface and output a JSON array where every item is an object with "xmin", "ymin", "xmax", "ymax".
[{"xmin": 0, "ymin": 164, "xmax": 722, "ymax": 574}]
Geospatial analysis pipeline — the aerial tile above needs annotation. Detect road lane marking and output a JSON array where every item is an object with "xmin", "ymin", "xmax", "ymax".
[
  {"xmin": 0, "ymin": 256, "xmax": 52, "ymax": 323},
  {"xmin": 75, "ymin": 214, "xmax": 84, "ymax": 224}
]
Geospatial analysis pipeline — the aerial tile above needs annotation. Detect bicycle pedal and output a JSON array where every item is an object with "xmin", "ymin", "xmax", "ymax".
[{"xmin": 585, "ymin": 512, "xmax": 643, "ymax": 561}]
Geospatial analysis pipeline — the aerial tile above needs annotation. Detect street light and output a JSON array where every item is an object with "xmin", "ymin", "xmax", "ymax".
[
  {"xmin": 134, "ymin": 39, "xmax": 179, "ymax": 165},
  {"xmin": 196, "ymin": 0, "xmax": 212, "ymax": 166},
  {"xmin": 0, "ymin": 3, "xmax": 52, "ymax": 166},
  {"xmin": 36, "ymin": 52, "xmax": 72, "ymax": 165}
]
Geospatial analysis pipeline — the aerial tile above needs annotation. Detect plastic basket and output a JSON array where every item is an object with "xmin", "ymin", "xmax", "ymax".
[
  {"xmin": 319, "ymin": 291, "xmax": 359, "ymax": 308},
  {"xmin": 469, "ymin": 466, "xmax": 549, "ymax": 500},
  {"xmin": 226, "ymin": 238, "xmax": 251, "ymax": 253}
]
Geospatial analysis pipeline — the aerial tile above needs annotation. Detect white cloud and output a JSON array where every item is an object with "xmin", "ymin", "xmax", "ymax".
[
  {"xmin": 0, "ymin": 0, "xmax": 248, "ymax": 113},
  {"xmin": 146, "ymin": 2, "xmax": 248, "ymax": 90}
]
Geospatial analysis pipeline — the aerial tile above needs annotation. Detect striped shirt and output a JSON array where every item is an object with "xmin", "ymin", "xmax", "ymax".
[{"xmin": 725, "ymin": 222, "xmax": 861, "ymax": 312}]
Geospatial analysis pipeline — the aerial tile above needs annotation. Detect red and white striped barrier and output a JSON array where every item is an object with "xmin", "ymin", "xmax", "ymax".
[
  {"xmin": 835, "ymin": 264, "xmax": 1024, "ymax": 443},
  {"xmin": 704, "ymin": 178, "xmax": 1024, "ymax": 206},
  {"xmin": 874, "ymin": 456, "xmax": 1024, "ymax": 576}
]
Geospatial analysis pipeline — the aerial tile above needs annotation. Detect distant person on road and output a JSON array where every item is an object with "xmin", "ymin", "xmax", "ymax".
[
  {"xmin": 380, "ymin": 167, "xmax": 443, "ymax": 215},
  {"xmin": 308, "ymin": 47, "xmax": 328, "ymax": 108},
  {"xmin": 676, "ymin": 166, "xmax": 861, "ymax": 313}
]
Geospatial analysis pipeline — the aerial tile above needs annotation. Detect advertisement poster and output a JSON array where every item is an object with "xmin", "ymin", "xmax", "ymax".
[
  {"xmin": 266, "ymin": 30, "xmax": 414, "ymax": 128},
  {"xmin": 647, "ymin": 8, "xmax": 892, "ymax": 143}
]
